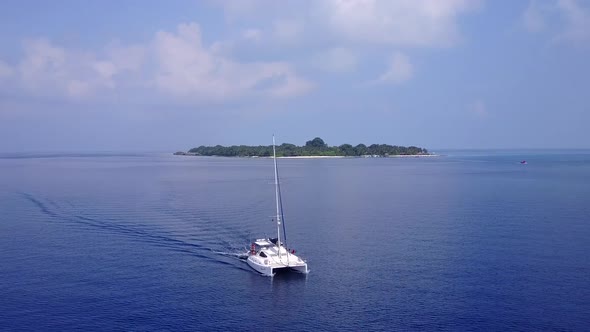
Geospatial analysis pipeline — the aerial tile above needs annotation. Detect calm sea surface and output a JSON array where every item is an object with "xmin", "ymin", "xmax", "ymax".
[{"xmin": 1, "ymin": 151, "xmax": 589, "ymax": 331}]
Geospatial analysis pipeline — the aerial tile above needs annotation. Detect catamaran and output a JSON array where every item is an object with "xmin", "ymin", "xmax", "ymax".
[{"xmin": 246, "ymin": 136, "xmax": 309, "ymax": 276}]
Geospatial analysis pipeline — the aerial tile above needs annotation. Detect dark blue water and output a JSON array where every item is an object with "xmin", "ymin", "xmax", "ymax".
[{"xmin": 1, "ymin": 151, "xmax": 589, "ymax": 331}]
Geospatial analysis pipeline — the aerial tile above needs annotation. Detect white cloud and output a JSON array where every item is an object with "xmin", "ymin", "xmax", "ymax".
[
  {"xmin": 312, "ymin": 48, "xmax": 357, "ymax": 73},
  {"xmin": 378, "ymin": 52, "xmax": 413, "ymax": 84},
  {"xmin": 556, "ymin": 0, "xmax": 590, "ymax": 44},
  {"xmin": 152, "ymin": 22, "xmax": 311, "ymax": 100},
  {"xmin": 523, "ymin": 0, "xmax": 590, "ymax": 45},
  {"xmin": 318, "ymin": 0, "xmax": 480, "ymax": 47},
  {"xmin": 16, "ymin": 38, "xmax": 122, "ymax": 99},
  {"xmin": 0, "ymin": 22, "xmax": 312, "ymax": 102},
  {"xmin": 523, "ymin": 0, "xmax": 546, "ymax": 32},
  {"xmin": 216, "ymin": 0, "xmax": 480, "ymax": 47},
  {"xmin": 212, "ymin": 0, "xmax": 481, "ymax": 85}
]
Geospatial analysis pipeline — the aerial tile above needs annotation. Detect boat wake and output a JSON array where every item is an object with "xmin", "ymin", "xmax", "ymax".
[
  {"xmin": 21, "ymin": 192, "xmax": 253, "ymax": 272},
  {"xmin": 215, "ymin": 250, "xmax": 250, "ymax": 260}
]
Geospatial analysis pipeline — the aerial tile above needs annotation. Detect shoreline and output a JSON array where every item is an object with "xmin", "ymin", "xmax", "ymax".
[
  {"xmin": 275, "ymin": 154, "xmax": 440, "ymax": 159},
  {"xmin": 173, "ymin": 153, "xmax": 439, "ymax": 159}
]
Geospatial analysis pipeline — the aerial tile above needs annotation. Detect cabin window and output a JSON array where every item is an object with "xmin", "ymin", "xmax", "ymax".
[{"xmin": 259, "ymin": 251, "xmax": 267, "ymax": 258}]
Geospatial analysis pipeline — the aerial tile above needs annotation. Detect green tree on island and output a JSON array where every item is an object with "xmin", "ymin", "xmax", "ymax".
[
  {"xmin": 305, "ymin": 137, "xmax": 327, "ymax": 148},
  {"xmin": 186, "ymin": 137, "xmax": 428, "ymax": 157}
]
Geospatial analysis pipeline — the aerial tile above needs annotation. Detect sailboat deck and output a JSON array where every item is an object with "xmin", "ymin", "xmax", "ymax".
[{"xmin": 257, "ymin": 245, "xmax": 307, "ymax": 267}]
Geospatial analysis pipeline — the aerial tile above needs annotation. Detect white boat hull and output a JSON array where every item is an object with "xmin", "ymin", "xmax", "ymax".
[
  {"xmin": 247, "ymin": 256, "xmax": 275, "ymax": 276},
  {"xmin": 247, "ymin": 248, "xmax": 308, "ymax": 277}
]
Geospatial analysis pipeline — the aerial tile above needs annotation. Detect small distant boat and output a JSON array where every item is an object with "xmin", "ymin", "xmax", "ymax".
[
  {"xmin": 246, "ymin": 136, "xmax": 309, "ymax": 276},
  {"xmin": 520, "ymin": 160, "xmax": 527, "ymax": 164}
]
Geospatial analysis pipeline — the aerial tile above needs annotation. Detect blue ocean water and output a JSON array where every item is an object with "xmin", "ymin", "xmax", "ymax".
[{"xmin": 1, "ymin": 151, "xmax": 589, "ymax": 331}]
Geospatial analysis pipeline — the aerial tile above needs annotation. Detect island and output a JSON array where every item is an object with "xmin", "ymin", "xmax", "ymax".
[{"xmin": 175, "ymin": 137, "xmax": 430, "ymax": 158}]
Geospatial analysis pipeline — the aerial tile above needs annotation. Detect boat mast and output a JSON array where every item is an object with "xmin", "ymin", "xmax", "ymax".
[{"xmin": 272, "ymin": 135, "xmax": 282, "ymax": 257}]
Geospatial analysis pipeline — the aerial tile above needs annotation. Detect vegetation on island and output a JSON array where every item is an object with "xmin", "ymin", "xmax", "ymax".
[{"xmin": 180, "ymin": 137, "xmax": 428, "ymax": 157}]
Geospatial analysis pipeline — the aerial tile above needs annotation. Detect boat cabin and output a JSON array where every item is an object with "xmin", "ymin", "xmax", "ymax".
[
  {"xmin": 250, "ymin": 238, "xmax": 285, "ymax": 257},
  {"xmin": 254, "ymin": 239, "xmax": 274, "ymax": 247}
]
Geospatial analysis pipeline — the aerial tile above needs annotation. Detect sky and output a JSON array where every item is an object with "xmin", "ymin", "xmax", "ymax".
[{"xmin": 0, "ymin": 0, "xmax": 589, "ymax": 152}]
